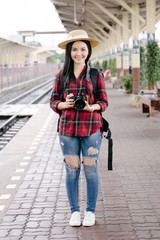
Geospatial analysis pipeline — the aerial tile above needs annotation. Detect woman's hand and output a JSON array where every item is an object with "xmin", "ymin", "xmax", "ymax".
[
  {"xmin": 83, "ymin": 101, "xmax": 94, "ymax": 112},
  {"xmin": 65, "ymin": 93, "xmax": 75, "ymax": 108},
  {"xmin": 83, "ymin": 102, "xmax": 101, "ymax": 112},
  {"xmin": 57, "ymin": 93, "xmax": 75, "ymax": 110}
]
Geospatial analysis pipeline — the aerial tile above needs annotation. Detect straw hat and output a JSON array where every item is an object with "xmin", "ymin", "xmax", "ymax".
[{"xmin": 58, "ymin": 29, "xmax": 98, "ymax": 49}]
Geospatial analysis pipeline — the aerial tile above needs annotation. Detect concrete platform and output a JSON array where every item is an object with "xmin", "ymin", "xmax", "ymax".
[
  {"xmin": 0, "ymin": 83, "xmax": 160, "ymax": 240},
  {"xmin": 0, "ymin": 104, "xmax": 43, "ymax": 116}
]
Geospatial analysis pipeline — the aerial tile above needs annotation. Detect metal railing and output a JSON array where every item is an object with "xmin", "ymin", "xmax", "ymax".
[{"xmin": 0, "ymin": 63, "xmax": 61, "ymax": 90}]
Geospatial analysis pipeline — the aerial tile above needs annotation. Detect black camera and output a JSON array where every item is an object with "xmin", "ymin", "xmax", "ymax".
[{"xmin": 70, "ymin": 93, "xmax": 88, "ymax": 110}]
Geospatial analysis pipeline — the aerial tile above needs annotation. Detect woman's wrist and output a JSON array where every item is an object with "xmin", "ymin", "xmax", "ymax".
[
  {"xmin": 57, "ymin": 102, "xmax": 66, "ymax": 110},
  {"xmin": 90, "ymin": 105, "xmax": 94, "ymax": 112},
  {"xmin": 89, "ymin": 104, "xmax": 101, "ymax": 112}
]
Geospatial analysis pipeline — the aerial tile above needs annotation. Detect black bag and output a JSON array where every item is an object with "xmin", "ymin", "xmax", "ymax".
[{"xmin": 102, "ymin": 117, "xmax": 113, "ymax": 170}]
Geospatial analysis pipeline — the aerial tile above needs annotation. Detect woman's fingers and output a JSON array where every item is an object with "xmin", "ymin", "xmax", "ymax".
[{"xmin": 66, "ymin": 93, "xmax": 75, "ymax": 108}]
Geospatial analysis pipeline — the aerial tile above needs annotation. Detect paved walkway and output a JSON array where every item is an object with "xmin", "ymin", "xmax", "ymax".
[{"xmin": 0, "ymin": 83, "xmax": 160, "ymax": 240}]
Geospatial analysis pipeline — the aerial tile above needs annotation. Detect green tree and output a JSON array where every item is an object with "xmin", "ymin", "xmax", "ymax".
[
  {"xmin": 110, "ymin": 58, "xmax": 116, "ymax": 77},
  {"xmin": 93, "ymin": 61, "xmax": 100, "ymax": 68},
  {"xmin": 140, "ymin": 46, "xmax": 145, "ymax": 89},
  {"xmin": 122, "ymin": 74, "xmax": 133, "ymax": 93},
  {"xmin": 145, "ymin": 40, "xmax": 160, "ymax": 88},
  {"xmin": 102, "ymin": 60, "xmax": 108, "ymax": 71},
  {"xmin": 109, "ymin": 58, "xmax": 112, "ymax": 70},
  {"xmin": 47, "ymin": 50, "xmax": 65, "ymax": 63}
]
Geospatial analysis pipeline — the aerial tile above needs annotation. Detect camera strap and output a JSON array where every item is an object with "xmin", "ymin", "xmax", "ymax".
[
  {"xmin": 86, "ymin": 65, "xmax": 90, "ymax": 82},
  {"xmin": 85, "ymin": 65, "xmax": 90, "ymax": 97}
]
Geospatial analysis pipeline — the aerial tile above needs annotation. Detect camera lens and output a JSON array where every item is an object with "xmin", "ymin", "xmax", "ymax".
[{"xmin": 75, "ymin": 99, "xmax": 86, "ymax": 110}]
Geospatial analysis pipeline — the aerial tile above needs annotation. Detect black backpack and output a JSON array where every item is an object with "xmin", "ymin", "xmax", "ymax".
[{"xmin": 58, "ymin": 66, "xmax": 113, "ymax": 170}]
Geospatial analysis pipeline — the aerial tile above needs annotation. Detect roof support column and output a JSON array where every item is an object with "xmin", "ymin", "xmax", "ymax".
[
  {"xmin": 146, "ymin": 0, "xmax": 155, "ymax": 42},
  {"xmin": 110, "ymin": 32, "xmax": 116, "ymax": 60},
  {"xmin": 132, "ymin": 3, "xmax": 140, "ymax": 94},
  {"xmin": 115, "ymin": 24, "xmax": 122, "ymax": 82},
  {"xmin": 122, "ymin": 13, "xmax": 129, "ymax": 77}
]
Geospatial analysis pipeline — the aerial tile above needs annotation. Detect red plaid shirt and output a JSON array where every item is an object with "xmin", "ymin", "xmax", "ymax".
[{"xmin": 50, "ymin": 66, "xmax": 108, "ymax": 137}]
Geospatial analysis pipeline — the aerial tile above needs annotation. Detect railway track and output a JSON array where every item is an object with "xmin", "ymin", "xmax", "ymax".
[
  {"xmin": 3, "ymin": 77, "xmax": 54, "ymax": 105},
  {"xmin": 0, "ymin": 115, "xmax": 30, "ymax": 150},
  {"xmin": 0, "ymin": 76, "xmax": 55, "ymax": 151}
]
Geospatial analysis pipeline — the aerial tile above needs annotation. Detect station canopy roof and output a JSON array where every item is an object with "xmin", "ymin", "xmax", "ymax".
[{"xmin": 51, "ymin": 0, "xmax": 160, "ymax": 40}]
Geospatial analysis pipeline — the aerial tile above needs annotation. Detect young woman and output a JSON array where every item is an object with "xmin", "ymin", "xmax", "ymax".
[{"xmin": 50, "ymin": 29, "xmax": 108, "ymax": 227}]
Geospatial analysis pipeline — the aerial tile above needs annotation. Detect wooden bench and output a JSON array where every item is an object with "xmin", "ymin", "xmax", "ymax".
[
  {"xmin": 141, "ymin": 96, "xmax": 160, "ymax": 116},
  {"xmin": 141, "ymin": 81, "xmax": 160, "ymax": 116}
]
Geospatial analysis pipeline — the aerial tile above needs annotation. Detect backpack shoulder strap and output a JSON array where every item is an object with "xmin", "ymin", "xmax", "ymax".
[
  {"xmin": 90, "ymin": 67, "xmax": 99, "ymax": 90},
  {"xmin": 89, "ymin": 67, "xmax": 99, "ymax": 99}
]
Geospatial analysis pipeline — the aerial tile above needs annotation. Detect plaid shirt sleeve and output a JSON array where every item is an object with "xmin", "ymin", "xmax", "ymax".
[
  {"xmin": 95, "ymin": 71, "xmax": 108, "ymax": 111},
  {"xmin": 50, "ymin": 72, "xmax": 62, "ymax": 114}
]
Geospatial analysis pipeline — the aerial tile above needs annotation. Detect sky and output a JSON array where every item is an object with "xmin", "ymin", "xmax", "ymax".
[
  {"xmin": 0, "ymin": 0, "xmax": 67, "ymax": 48},
  {"xmin": 0, "ymin": 0, "xmax": 160, "ymax": 49}
]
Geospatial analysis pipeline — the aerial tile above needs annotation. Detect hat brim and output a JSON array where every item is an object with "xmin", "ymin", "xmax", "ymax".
[{"xmin": 58, "ymin": 37, "xmax": 98, "ymax": 49}]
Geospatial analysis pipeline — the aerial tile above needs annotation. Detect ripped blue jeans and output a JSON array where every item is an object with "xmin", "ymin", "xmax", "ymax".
[{"xmin": 59, "ymin": 129, "xmax": 102, "ymax": 213}]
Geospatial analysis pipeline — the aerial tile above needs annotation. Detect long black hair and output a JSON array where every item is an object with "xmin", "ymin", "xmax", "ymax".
[{"xmin": 59, "ymin": 40, "xmax": 92, "ymax": 89}]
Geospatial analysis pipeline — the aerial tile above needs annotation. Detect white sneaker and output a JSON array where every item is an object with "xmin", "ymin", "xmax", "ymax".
[
  {"xmin": 69, "ymin": 211, "xmax": 81, "ymax": 226},
  {"xmin": 82, "ymin": 211, "xmax": 95, "ymax": 227}
]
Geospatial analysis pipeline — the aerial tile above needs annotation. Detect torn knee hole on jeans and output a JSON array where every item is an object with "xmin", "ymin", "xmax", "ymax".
[
  {"xmin": 88, "ymin": 147, "xmax": 98, "ymax": 156},
  {"xmin": 83, "ymin": 157, "xmax": 97, "ymax": 166},
  {"xmin": 64, "ymin": 156, "xmax": 80, "ymax": 169}
]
